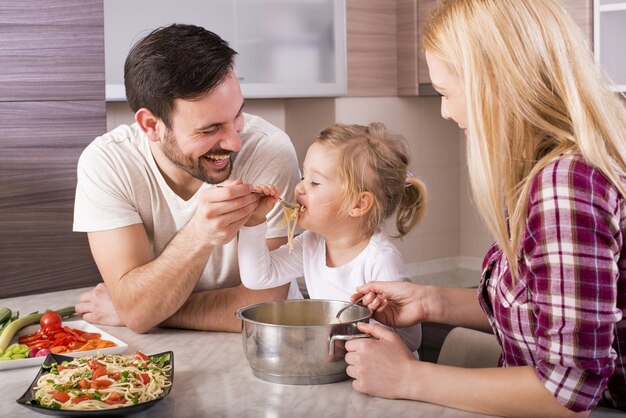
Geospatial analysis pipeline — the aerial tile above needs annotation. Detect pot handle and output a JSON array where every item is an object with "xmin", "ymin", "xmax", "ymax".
[
  {"xmin": 328, "ymin": 333, "xmax": 371, "ymax": 355},
  {"xmin": 234, "ymin": 307, "xmax": 245, "ymax": 320}
]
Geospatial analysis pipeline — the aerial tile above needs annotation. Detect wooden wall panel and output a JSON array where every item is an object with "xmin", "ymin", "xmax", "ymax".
[
  {"xmin": 0, "ymin": 0, "xmax": 105, "ymax": 298},
  {"xmin": 346, "ymin": 0, "xmax": 397, "ymax": 96},
  {"xmin": 0, "ymin": 101, "xmax": 105, "ymax": 298},
  {"xmin": 0, "ymin": 1, "xmax": 104, "ymax": 102}
]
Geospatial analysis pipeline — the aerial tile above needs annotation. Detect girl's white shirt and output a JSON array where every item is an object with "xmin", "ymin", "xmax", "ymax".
[{"xmin": 238, "ymin": 223, "xmax": 421, "ymax": 352}]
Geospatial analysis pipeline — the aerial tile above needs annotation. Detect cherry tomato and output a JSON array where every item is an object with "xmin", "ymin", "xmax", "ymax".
[{"xmin": 40, "ymin": 311, "xmax": 62, "ymax": 330}]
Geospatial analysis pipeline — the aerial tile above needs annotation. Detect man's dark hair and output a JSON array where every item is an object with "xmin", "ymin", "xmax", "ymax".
[{"xmin": 124, "ymin": 24, "xmax": 237, "ymax": 128}]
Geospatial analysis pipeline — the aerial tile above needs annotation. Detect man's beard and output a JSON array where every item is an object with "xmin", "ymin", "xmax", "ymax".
[{"xmin": 161, "ymin": 129, "xmax": 233, "ymax": 184}]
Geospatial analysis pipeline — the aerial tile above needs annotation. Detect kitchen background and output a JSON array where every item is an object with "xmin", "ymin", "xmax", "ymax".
[{"xmin": 1, "ymin": 0, "xmax": 623, "ymax": 299}]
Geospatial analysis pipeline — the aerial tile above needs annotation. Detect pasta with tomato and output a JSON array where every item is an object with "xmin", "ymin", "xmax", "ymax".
[{"xmin": 32, "ymin": 352, "xmax": 172, "ymax": 410}]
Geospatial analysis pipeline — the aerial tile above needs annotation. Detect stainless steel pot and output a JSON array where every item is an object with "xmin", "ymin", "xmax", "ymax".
[{"xmin": 235, "ymin": 299, "xmax": 372, "ymax": 385}]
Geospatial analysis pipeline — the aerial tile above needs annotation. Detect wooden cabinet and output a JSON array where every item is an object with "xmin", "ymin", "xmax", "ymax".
[
  {"xmin": 346, "ymin": 0, "xmax": 398, "ymax": 96},
  {"xmin": 397, "ymin": 0, "xmax": 437, "ymax": 96},
  {"xmin": 0, "ymin": 0, "xmax": 106, "ymax": 298},
  {"xmin": 393, "ymin": 0, "xmax": 593, "ymax": 97}
]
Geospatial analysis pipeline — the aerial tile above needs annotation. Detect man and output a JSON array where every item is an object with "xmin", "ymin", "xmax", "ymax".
[{"xmin": 73, "ymin": 24, "xmax": 301, "ymax": 333}]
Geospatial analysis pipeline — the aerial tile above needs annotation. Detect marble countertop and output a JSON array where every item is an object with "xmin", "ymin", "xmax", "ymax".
[{"xmin": 0, "ymin": 288, "xmax": 622, "ymax": 418}]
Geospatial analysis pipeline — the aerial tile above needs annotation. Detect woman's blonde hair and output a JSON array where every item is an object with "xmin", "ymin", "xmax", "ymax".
[
  {"xmin": 423, "ymin": 0, "xmax": 626, "ymax": 278},
  {"xmin": 316, "ymin": 123, "xmax": 427, "ymax": 239}
]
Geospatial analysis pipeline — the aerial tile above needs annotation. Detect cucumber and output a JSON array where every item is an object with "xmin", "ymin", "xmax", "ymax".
[
  {"xmin": 54, "ymin": 306, "xmax": 76, "ymax": 320},
  {"xmin": 0, "ymin": 307, "xmax": 11, "ymax": 330}
]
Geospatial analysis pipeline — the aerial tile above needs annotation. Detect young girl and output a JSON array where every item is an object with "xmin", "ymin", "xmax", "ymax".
[{"xmin": 237, "ymin": 122, "xmax": 427, "ymax": 352}]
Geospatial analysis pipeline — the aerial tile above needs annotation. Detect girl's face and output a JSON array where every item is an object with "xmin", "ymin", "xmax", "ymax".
[
  {"xmin": 294, "ymin": 142, "xmax": 346, "ymax": 234},
  {"xmin": 425, "ymin": 52, "xmax": 468, "ymax": 136}
]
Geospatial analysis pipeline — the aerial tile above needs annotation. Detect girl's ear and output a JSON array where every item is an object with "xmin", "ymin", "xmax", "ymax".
[
  {"xmin": 135, "ymin": 108, "xmax": 163, "ymax": 142},
  {"xmin": 349, "ymin": 191, "xmax": 374, "ymax": 218}
]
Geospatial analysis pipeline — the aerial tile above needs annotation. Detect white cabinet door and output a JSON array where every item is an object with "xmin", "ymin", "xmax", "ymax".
[{"xmin": 104, "ymin": 0, "xmax": 346, "ymax": 100}]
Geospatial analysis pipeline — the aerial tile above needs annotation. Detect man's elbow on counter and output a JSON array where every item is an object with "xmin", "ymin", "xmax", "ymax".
[{"xmin": 118, "ymin": 311, "xmax": 155, "ymax": 334}]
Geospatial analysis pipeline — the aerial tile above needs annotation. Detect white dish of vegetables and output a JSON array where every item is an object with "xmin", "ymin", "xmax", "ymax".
[{"xmin": 0, "ymin": 320, "xmax": 127, "ymax": 371}]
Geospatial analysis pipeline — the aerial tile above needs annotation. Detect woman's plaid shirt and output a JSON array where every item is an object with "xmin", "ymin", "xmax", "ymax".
[{"xmin": 478, "ymin": 154, "xmax": 626, "ymax": 412}]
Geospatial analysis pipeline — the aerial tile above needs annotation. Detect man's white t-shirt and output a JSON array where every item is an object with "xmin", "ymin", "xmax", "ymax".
[
  {"xmin": 73, "ymin": 113, "xmax": 301, "ymax": 292},
  {"xmin": 238, "ymin": 224, "xmax": 422, "ymax": 352}
]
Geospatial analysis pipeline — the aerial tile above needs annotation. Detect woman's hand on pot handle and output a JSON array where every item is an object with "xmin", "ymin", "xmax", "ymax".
[
  {"xmin": 350, "ymin": 281, "xmax": 430, "ymax": 328},
  {"xmin": 345, "ymin": 322, "xmax": 419, "ymax": 399}
]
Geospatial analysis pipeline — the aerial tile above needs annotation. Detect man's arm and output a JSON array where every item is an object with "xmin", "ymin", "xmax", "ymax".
[
  {"xmin": 78, "ymin": 212, "xmax": 289, "ymax": 333},
  {"xmin": 160, "ymin": 236, "xmax": 289, "ymax": 332},
  {"xmin": 78, "ymin": 184, "xmax": 271, "ymax": 333}
]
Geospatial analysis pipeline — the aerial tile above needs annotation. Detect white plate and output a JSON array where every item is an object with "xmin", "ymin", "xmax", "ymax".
[{"xmin": 0, "ymin": 320, "xmax": 128, "ymax": 371}]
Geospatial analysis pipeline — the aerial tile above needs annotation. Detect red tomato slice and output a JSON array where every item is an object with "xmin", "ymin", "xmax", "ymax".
[
  {"xmin": 87, "ymin": 359, "xmax": 100, "ymax": 370},
  {"xmin": 104, "ymin": 392, "xmax": 124, "ymax": 405},
  {"xmin": 90, "ymin": 379, "xmax": 113, "ymax": 389},
  {"xmin": 53, "ymin": 390, "xmax": 70, "ymax": 403},
  {"xmin": 78, "ymin": 379, "xmax": 89, "ymax": 389},
  {"xmin": 92, "ymin": 366, "xmax": 107, "ymax": 380},
  {"xmin": 134, "ymin": 351, "xmax": 149, "ymax": 361},
  {"xmin": 71, "ymin": 395, "xmax": 92, "ymax": 404},
  {"xmin": 137, "ymin": 373, "xmax": 151, "ymax": 384}
]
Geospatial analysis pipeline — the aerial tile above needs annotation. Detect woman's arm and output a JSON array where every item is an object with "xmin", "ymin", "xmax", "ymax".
[
  {"xmin": 345, "ymin": 323, "xmax": 588, "ymax": 418},
  {"xmin": 355, "ymin": 281, "xmax": 491, "ymax": 332}
]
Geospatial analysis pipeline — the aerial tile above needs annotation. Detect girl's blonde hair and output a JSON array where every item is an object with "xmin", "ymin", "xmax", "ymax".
[
  {"xmin": 316, "ymin": 123, "xmax": 427, "ymax": 239},
  {"xmin": 423, "ymin": 0, "xmax": 626, "ymax": 278}
]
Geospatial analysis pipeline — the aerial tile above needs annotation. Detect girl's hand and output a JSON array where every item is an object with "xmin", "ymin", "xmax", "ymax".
[
  {"xmin": 245, "ymin": 184, "xmax": 279, "ymax": 226},
  {"xmin": 350, "ymin": 281, "xmax": 429, "ymax": 328},
  {"xmin": 345, "ymin": 322, "xmax": 419, "ymax": 399}
]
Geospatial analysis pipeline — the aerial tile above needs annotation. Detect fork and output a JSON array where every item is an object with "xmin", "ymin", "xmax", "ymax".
[
  {"xmin": 216, "ymin": 185, "xmax": 300, "ymax": 210},
  {"xmin": 251, "ymin": 190, "xmax": 300, "ymax": 210}
]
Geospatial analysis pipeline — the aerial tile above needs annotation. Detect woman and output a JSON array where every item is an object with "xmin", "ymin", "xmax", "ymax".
[{"xmin": 344, "ymin": 0, "xmax": 626, "ymax": 416}]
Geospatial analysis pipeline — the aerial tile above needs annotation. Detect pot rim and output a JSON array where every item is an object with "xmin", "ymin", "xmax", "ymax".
[{"xmin": 235, "ymin": 299, "xmax": 372, "ymax": 327}]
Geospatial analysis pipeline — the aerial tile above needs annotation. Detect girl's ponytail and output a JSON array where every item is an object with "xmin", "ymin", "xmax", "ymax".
[{"xmin": 395, "ymin": 175, "xmax": 427, "ymax": 238}]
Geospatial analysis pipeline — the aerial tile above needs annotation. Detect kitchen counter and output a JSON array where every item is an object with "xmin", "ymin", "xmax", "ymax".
[{"xmin": 0, "ymin": 288, "xmax": 622, "ymax": 418}]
